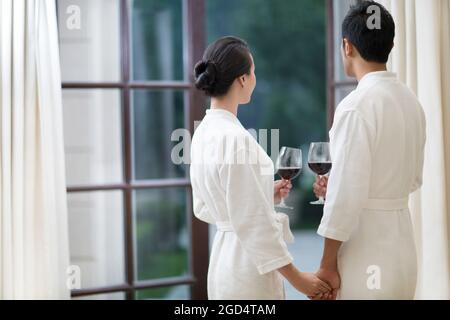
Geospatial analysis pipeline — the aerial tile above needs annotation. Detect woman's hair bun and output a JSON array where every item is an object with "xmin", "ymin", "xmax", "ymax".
[
  {"xmin": 194, "ymin": 60, "xmax": 218, "ymax": 95},
  {"xmin": 193, "ymin": 36, "xmax": 252, "ymax": 97}
]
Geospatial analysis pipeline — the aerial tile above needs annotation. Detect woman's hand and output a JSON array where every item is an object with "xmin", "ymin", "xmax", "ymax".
[{"xmin": 274, "ymin": 179, "xmax": 292, "ymax": 204}]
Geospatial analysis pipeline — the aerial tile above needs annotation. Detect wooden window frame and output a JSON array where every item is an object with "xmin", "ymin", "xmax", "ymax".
[{"xmin": 61, "ymin": 0, "xmax": 208, "ymax": 300}]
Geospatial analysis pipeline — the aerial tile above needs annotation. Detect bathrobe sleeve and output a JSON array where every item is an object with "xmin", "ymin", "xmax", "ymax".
[
  {"xmin": 192, "ymin": 186, "xmax": 215, "ymax": 224},
  {"xmin": 410, "ymin": 109, "xmax": 426, "ymax": 193},
  {"xmin": 318, "ymin": 110, "xmax": 375, "ymax": 242},
  {"xmin": 219, "ymin": 147, "xmax": 293, "ymax": 275}
]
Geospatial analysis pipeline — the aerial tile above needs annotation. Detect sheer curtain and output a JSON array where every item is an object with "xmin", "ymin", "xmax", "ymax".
[
  {"xmin": 379, "ymin": 0, "xmax": 450, "ymax": 299},
  {"xmin": 0, "ymin": 0, "xmax": 70, "ymax": 299}
]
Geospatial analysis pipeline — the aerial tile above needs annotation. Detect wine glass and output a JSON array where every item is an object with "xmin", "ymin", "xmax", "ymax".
[
  {"xmin": 275, "ymin": 147, "xmax": 302, "ymax": 210},
  {"xmin": 308, "ymin": 142, "xmax": 332, "ymax": 205}
]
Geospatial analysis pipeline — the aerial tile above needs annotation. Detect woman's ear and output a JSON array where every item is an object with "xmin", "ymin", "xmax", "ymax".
[{"xmin": 237, "ymin": 76, "xmax": 246, "ymax": 88}]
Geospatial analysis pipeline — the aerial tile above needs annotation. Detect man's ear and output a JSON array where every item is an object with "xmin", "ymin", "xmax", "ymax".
[{"xmin": 343, "ymin": 38, "xmax": 353, "ymax": 58}]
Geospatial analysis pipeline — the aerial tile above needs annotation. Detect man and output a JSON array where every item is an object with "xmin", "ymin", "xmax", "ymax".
[{"xmin": 313, "ymin": 1, "xmax": 426, "ymax": 299}]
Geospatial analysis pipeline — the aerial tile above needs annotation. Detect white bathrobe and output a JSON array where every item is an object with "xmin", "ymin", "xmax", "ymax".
[
  {"xmin": 190, "ymin": 108, "xmax": 294, "ymax": 300},
  {"xmin": 318, "ymin": 71, "xmax": 426, "ymax": 299}
]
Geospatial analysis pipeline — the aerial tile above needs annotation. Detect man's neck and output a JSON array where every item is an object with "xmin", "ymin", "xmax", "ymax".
[{"xmin": 354, "ymin": 63, "xmax": 388, "ymax": 82}]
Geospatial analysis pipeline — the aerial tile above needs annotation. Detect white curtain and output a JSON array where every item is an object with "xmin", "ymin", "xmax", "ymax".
[
  {"xmin": 379, "ymin": 0, "xmax": 450, "ymax": 299},
  {"xmin": 0, "ymin": 0, "xmax": 70, "ymax": 299}
]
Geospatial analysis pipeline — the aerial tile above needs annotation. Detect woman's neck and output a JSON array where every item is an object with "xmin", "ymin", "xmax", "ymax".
[{"xmin": 210, "ymin": 96, "xmax": 239, "ymax": 116}]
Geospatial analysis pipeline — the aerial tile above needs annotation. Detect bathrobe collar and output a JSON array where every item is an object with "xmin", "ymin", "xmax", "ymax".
[{"xmin": 357, "ymin": 71, "xmax": 397, "ymax": 90}]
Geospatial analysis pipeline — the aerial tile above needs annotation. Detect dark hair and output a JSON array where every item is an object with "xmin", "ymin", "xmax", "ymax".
[
  {"xmin": 194, "ymin": 36, "xmax": 252, "ymax": 97},
  {"xmin": 342, "ymin": 1, "xmax": 395, "ymax": 63}
]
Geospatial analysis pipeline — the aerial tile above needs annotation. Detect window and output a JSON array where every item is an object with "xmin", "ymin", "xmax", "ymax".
[
  {"xmin": 206, "ymin": 0, "xmax": 327, "ymax": 300},
  {"xmin": 326, "ymin": 0, "xmax": 360, "ymax": 128},
  {"xmin": 58, "ymin": 0, "xmax": 208, "ymax": 300},
  {"xmin": 57, "ymin": 0, "xmax": 358, "ymax": 301}
]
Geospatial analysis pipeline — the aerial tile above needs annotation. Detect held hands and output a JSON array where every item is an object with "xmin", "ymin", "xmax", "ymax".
[
  {"xmin": 313, "ymin": 176, "xmax": 328, "ymax": 199},
  {"xmin": 274, "ymin": 179, "xmax": 292, "ymax": 204},
  {"xmin": 278, "ymin": 264, "xmax": 332, "ymax": 299},
  {"xmin": 293, "ymin": 272, "xmax": 332, "ymax": 298},
  {"xmin": 311, "ymin": 239, "xmax": 342, "ymax": 300},
  {"xmin": 309, "ymin": 268, "xmax": 341, "ymax": 300}
]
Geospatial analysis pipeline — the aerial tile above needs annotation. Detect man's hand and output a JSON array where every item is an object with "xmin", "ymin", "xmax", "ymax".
[
  {"xmin": 274, "ymin": 179, "xmax": 292, "ymax": 204},
  {"xmin": 278, "ymin": 264, "xmax": 332, "ymax": 298},
  {"xmin": 313, "ymin": 176, "xmax": 328, "ymax": 199},
  {"xmin": 310, "ymin": 268, "xmax": 340, "ymax": 300},
  {"xmin": 295, "ymin": 272, "xmax": 332, "ymax": 298},
  {"xmin": 310, "ymin": 238, "xmax": 342, "ymax": 300}
]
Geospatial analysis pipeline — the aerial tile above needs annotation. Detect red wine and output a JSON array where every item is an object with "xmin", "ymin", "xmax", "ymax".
[
  {"xmin": 277, "ymin": 167, "xmax": 301, "ymax": 180},
  {"xmin": 308, "ymin": 162, "xmax": 332, "ymax": 175}
]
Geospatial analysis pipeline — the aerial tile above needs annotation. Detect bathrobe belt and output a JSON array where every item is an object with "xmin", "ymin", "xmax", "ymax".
[
  {"xmin": 363, "ymin": 197, "xmax": 409, "ymax": 211},
  {"xmin": 216, "ymin": 212, "xmax": 295, "ymax": 244}
]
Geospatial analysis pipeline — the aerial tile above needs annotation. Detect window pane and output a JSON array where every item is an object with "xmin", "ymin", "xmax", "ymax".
[
  {"xmin": 130, "ymin": 0, "xmax": 185, "ymax": 81},
  {"xmin": 133, "ymin": 188, "xmax": 189, "ymax": 281},
  {"xmin": 57, "ymin": 0, "xmax": 121, "ymax": 82},
  {"xmin": 207, "ymin": 0, "xmax": 328, "ymax": 228},
  {"xmin": 63, "ymin": 89, "xmax": 123, "ymax": 186},
  {"xmin": 335, "ymin": 85, "xmax": 357, "ymax": 107},
  {"xmin": 137, "ymin": 285, "xmax": 190, "ymax": 300},
  {"xmin": 333, "ymin": 0, "xmax": 360, "ymax": 81},
  {"xmin": 72, "ymin": 292, "xmax": 125, "ymax": 300},
  {"xmin": 131, "ymin": 90, "xmax": 186, "ymax": 180},
  {"xmin": 68, "ymin": 191, "xmax": 125, "ymax": 289}
]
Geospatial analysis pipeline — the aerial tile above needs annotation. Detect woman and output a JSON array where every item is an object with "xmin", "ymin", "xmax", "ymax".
[{"xmin": 190, "ymin": 36, "xmax": 331, "ymax": 299}]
